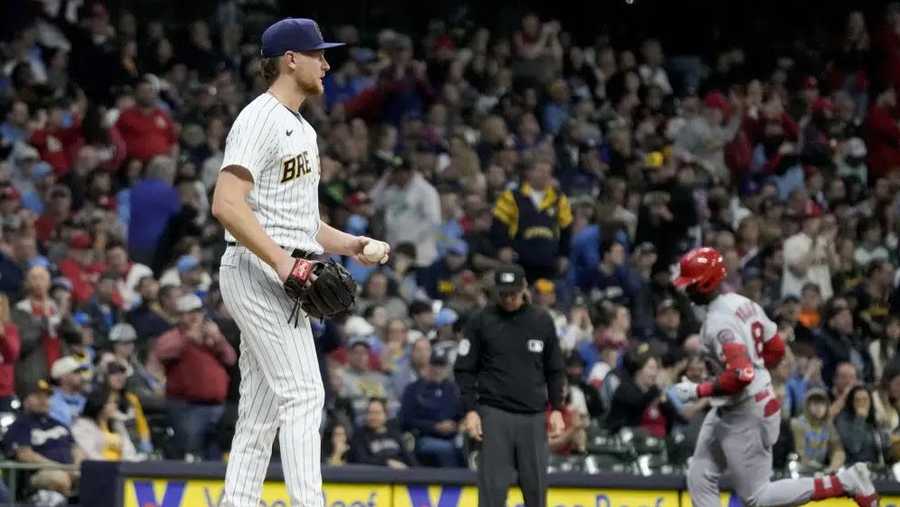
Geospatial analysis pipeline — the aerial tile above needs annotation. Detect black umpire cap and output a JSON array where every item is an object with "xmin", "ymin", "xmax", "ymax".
[{"xmin": 494, "ymin": 264, "xmax": 526, "ymax": 293}]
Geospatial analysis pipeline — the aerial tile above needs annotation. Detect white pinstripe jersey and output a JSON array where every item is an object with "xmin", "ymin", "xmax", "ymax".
[{"xmin": 220, "ymin": 92, "xmax": 324, "ymax": 254}]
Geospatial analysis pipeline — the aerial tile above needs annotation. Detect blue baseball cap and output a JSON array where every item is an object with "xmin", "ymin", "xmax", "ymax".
[
  {"xmin": 435, "ymin": 308, "xmax": 459, "ymax": 328},
  {"xmin": 261, "ymin": 18, "xmax": 345, "ymax": 57},
  {"xmin": 176, "ymin": 255, "xmax": 201, "ymax": 273}
]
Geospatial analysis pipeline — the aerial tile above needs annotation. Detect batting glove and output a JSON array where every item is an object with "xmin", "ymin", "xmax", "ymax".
[{"xmin": 671, "ymin": 377, "xmax": 700, "ymax": 402}]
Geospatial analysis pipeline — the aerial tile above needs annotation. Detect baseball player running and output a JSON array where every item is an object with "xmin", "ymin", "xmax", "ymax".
[
  {"xmin": 211, "ymin": 18, "xmax": 389, "ymax": 507},
  {"xmin": 671, "ymin": 247, "xmax": 878, "ymax": 507}
]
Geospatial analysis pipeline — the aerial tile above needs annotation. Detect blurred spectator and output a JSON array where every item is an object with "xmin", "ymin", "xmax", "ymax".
[
  {"xmin": 159, "ymin": 254, "xmax": 209, "ymax": 298},
  {"xmin": 417, "ymin": 239, "xmax": 469, "ymax": 300},
  {"xmin": 463, "ymin": 204, "xmax": 501, "ymax": 274},
  {"xmin": 578, "ymin": 302, "xmax": 629, "ymax": 382},
  {"xmin": 1, "ymin": 100, "xmax": 29, "ymax": 144},
  {"xmin": 816, "ymin": 297, "xmax": 873, "ymax": 388},
  {"xmin": 348, "ymin": 397, "xmax": 415, "ymax": 469},
  {"xmin": 104, "ymin": 322, "xmax": 165, "ymax": 413},
  {"xmin": 797, "ymin": 283, "xmax": 822, "ymax": 330},
  {"xmin": 71, "ymin": 385, "xmax": 139, "ymax": 461},
  {"xmin": 380, "ymin": 318, "xmax": 411, "ymax": 375},
  {"xmin": 58, "ymin": 317, "xmax": 96, "ymax": 384},
  {"xmin": 371, "ymin": 35, "xmax": 434, "ymax": 124},
  {"xmin": 870, "ymin": 315, "xmax": 900, "ymax": 380},
  {"xmin": 115, "ymin": 78, "xmax": 176, "ymax": 162},
  {"xmin": 358, "ymin": 272, "xmax": 408, "ymax": 322},
  {"xmin": 606, "ymin": 345, "xmax": 679, "ymax": 437},
  {"xmin": 0, "ymin": 294, "xmax": 21, "ymax": 411},
  {"xmin": 782, "ymin": 212, "xmax": 836, "ymax": 300},
  {"xmin": 408, "ymin": 300, "xmax": 436, "ymax": 339},
  {"xmin": 790, "ymin": 387, "xmax": 846, "ymax": 474},
  {"xmin": 877, "ymin": 363, "xmax": 900, "ymax": 433},
  {"xmin": 645, "ymin": 298, "xmax": 686, "ymax": 364},
  {"xmin": 512, "ymin": 14, "xmax": 562, "ymax": 84},
  {"xmin": 128, "ymin": 283, "xmax": 179, "ymax": 343},
  {"xmin": 674, "ymin": 91, "xmax": 741, "ymax": 181},
  {"xmin": 532, "ymin": 279, "xmax": 571, "ymax": 344},
  {"xmin": 153, "ymin": 293, "xmax": 235, "ymax": 459},
  {"xmin": 0, "ymin": 227, "xmax": 30, "ymax": 297},
  {"xmin": 84, "ymin": 272, "xmax": 125, "ymax": 344},
  {"xmin": 563, "ymin": 352, "xmax": 603, "ymax": 419},
  {"xmin": 835, "ymin": 385, "xmax": 888, "ymax": 465},
  {"xmin": 58, "ymin": 232, "xmax": 101, "ymax": 305},
  {"xmin": 864, "ymin": 84, "xmax": 900, "ymax": 179},
  {"xmin": 491, "ymin": 158, "xmax": 573, "ymax": 281},
  {"xmin": 371, "ymin": 157, "xmax": 441, "ymax": 267},
  {"xmin": 854, "ymin": 219, "xmax": 890, "ymax": 267},
  {"xmin": 578, "ymin": 238, "xmax": 639, "ymax": 304},
  {"xmin": 340, "ymin": 339, "xmax": 396, "ymax": 424},
  {"xmin": 836, "ymin": 138, "xmax": 869, "ymax": 188},
  {"xmin": 2, "ymin": 379, "xmax": 83, "ymax": 499},
  {"xmin": 13, "ymin": 266, "xmax": 62, "ymax": 394},
  {"xmin": 853, "ymin": 259, "xmax": 894, "ymax": 340},
  {"xmin": 633, "ymin": 166, "xmax": 698, "ymax": 271},
  {"xmin": 830, "ymin": 361, "xmax": 862, "ymax": 419},
  {"xmin": 105, "ymin": 241, "xmax": 153, "ymax": 311},
  {"xmin": 399, "ymin": 348, "xmax": 463, "ymax": 467},
  {"xmin": 34, "ymin": 185, "xmax": 72, "ymax": 243},
  {"xmin": 128, "ymin": 155, "xmax": 180, "ymax": 266},
  {"xmin": 323, "ymin": 420, "xmax": 351, "ymax": 466},
  {"xmin": 48, "ymin": 356, "xmax": 87, "ymax": 427},
  {"xmin": 102, "ymin": 359, "xmax": 152, "ymax": 454},
  {"xmin": 548, "ymin": 377, "xmax": 589, "ymax": 456},
  {"xmin": 28, "ymin": 100, "xmax": 79, "ymax": 176},
  {"xmin": 391, "ymin": 335, "xmax": 431, "ymax": 398}
]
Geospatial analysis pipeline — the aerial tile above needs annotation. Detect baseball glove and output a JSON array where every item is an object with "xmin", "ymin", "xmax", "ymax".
[{"xmin": 284, "ymin": 259, "xmax": 357, "ymax": 326}]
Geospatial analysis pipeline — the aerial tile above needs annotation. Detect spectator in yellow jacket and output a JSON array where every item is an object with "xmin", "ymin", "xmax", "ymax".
[{"xmin": 491, "ymin": 158, "xmax": 573, "ymax": 281}]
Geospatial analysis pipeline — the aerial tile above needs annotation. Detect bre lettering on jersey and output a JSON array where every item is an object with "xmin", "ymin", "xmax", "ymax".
[{"xmin": 281, "ymin": 151, "xmax": 313, "ymax": 183}]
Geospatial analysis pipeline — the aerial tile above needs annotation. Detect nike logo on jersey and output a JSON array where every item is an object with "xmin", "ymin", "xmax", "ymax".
[
  {"xmin": 286, "ymin": 130, "xmax": 293, "ymax": 136},
  {"xmin": 281, "ymin": 151, "xmax": 313, "ymax": 183}
]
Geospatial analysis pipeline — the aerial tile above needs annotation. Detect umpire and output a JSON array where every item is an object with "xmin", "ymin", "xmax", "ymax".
[{"xmin": 454, "ymin": 264, "xmax": 565, "ymax": 507}]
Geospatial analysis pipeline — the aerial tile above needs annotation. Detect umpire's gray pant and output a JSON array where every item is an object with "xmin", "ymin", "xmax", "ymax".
[{"xmin": 477, "ymin": 404, "xmax": 548, "ymax": 507}]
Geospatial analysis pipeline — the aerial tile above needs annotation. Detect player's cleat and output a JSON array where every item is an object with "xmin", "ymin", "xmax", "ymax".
[{"xmin": 838, "ymin": 463, "xmax": 879, "ymax": 507}]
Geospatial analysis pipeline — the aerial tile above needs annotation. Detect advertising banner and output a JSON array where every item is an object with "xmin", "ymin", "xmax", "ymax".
[
  {"xmin": 393, "ymin": 485, "xmax": 679, "ymax": 507},
  {"xmin": 123, "ymin": 478, "xmax": 393, "ymax": 507}
]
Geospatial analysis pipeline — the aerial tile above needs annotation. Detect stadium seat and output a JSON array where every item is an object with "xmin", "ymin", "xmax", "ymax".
[
  {"xmin": 547, "ymin": 454, "xmax": 585, "ymax": 473},
  {"xmin": 584, "ymin": 453, "xmax": 636, "ymax": 474}
]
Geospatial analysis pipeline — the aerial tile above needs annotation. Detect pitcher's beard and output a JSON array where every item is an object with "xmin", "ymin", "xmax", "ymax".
[{"xmin": 298, "ymin": 77, "xmax": 324, "ymax": 96}]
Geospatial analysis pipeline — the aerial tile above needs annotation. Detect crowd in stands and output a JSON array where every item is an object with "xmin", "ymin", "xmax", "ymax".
[{"xmin": 2, "ymin": 0, "xmax": 900, "ymax": 502}]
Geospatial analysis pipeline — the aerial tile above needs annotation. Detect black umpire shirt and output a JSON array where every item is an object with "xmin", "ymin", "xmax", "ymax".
[{"xmin": 454, "ymin": 302, "xmax": 565, "ymax": 414}]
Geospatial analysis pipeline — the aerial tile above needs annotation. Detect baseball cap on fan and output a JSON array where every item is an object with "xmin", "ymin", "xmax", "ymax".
[{"xmin": 260, "ymin": 18, "xmax": 345, "ymax": 57}]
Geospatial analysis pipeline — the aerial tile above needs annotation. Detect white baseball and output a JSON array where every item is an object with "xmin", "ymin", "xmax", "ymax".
[{"xmin": 363, "ymin": 241, "xmax": 387, "ymax": 263}]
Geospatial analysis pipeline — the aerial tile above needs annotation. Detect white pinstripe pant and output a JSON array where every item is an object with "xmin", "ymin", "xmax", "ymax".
[{"xmin": 219, "ymin": 246, "xmax": 325, "ymax": 507}]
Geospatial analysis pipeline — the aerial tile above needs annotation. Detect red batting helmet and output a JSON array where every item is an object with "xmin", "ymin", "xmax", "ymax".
[{"xmin": 673, "ymin": 247, "xmax": 726, "ymax": 294}]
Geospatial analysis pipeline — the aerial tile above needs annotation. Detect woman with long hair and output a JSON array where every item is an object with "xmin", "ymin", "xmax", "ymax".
[
  {"xmin": 71, "ymin": 386, "xmax": 139, "ymax": 461},
  {"xmin": 322, "ymin": 420, "xmax": 351, "ymax": 466},
  {"xmin": 869, "ymin": 316, "xmax": 900, "ymax": 381},
  {"xmin": 835, "ymin": 385, "xmax": 887, "ymax": 466},
  {"xmin": 102, "ymin": 360, "xmax": 153, "ymax": 454}
]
